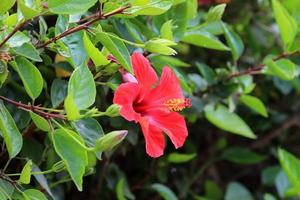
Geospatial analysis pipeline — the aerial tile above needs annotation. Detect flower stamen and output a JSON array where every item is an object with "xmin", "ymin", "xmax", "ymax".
[{"xmin": 164, "ymin": 98, "xmax": 192, "ymax": 112}]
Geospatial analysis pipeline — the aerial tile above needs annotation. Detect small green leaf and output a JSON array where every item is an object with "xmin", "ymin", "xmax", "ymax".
[
  {"xmin": 67, "ymin": 64, "xmax": 96, "ymax": 110},
  {"xmin": 48, "ymin": 0, "xmax": 98, "ymax": 14},
  {"xmin": 0, "ymin": 61, "xmax": 9, "ymax": 87},
  {"xmin": 52, "ymin": 128, "xmax": 88, "ymax": 191},
  {"xmin": 204, "ymin": 104, "xmax": 256, "ymax": 139},
  {"xmin": 272, "ymin": 0, "xmax": 298, "ymax": 50},
  {"xmin": 222, "ymin": 23, "xmax": 244, "ymax": 61},
  {"xmin": 151, "ymin": 183, "xmax": 178, "ymax": 200},
  {"xmin": 225, "ymin": 182, "xmax": 254, "ymax": 200},
  {"xmin": 29, "ymin": 112, "xmax": 50, "ymax": 132},
  {"xmin": 278, "ymin": 148, "xmax": 300, "ymax": 193},
  {"xmin": 96, "ymin": 32, "xmax": 132, "ymax": 73},
  {"xmin": 160, "ymin": 20, "xmax": 173, "ymax": 41},
  {"xmin": 0, "ymin": 101, "xmax": 23, "ymax": 158},
  {"xmin": 0, "ymin": 0, "xmax": 16, "ymax": 14},
  {"xmin": 167, "ymin": 153, "xmax": 196, "ymax": 163},
  {"xmin": 24, "ymin": 189, "xmax": 47, "ymax": 200},
  {"xmin": 19, "ymin": 160, "xmax": 32, "ymax": 184},
  {"xmin": 145, "ymin": 38, "xmax": 177, "ymax": 55},
  {"xmin": 206, "ymin": 4, "xmax": 226, "ymax": 22},
  {"xmin": 73, "ymin": 118, "xmax": 104, "ymax": 147},
  {"xmin": 18, "ymin": 0, "xmax": 41, "ymax": 20},
  {"xmin": 222, "ymin": 147, "xmax": 266, "ymax": 164},
  {"xmin": 12, "ymin": 43, "xmax": 42, "ymax": 62},
  {"xmin": 7, "ymin": 31, "xmax": 30, "ymax": 47},
  {"xmin": 83, "ymin": 32, "xmax": 110, "ymax": 68},
  {"xmin": 116, "ymin": 178, "xmax": 135, "ymax": 200},
  {"xmin": 10, "ymin": 57, "xmax": 43, "ymax": 100},
  {"xmin": 182, "ymin": 30, "xmax": 230, "ymax": 51},
  {"xmin": 129, "ymin": 0, "xmax": 173, "ymax": 16},
  {"xmin": 239, "ymin": 95, "xmax": 268, "ymax": 117},
  {"xmin": 264, "ymin": 58, "xmax": 298, "ymax": 81},
  {"xmin": 51, "ymin": 79, "xmax": 68, "ymax": 108},
  {"xmin": 64, "ymin": 93, "xmax": 81, "ymax": 121}
]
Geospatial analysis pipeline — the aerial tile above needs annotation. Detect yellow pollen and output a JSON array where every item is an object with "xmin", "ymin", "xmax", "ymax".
[{"xmin": 164, "ymin": 98, "xmax": 192, "ymax": 112}]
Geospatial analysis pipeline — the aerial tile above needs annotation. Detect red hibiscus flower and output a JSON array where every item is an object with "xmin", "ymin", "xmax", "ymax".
[{"xmin": 113, "ymin": 52, "xmax": 191, "ymax": 158}]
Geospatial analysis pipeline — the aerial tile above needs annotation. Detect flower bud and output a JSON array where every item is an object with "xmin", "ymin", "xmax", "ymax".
[
  {"xmin": 51, "ymin": 161, "xmax": 66, "ymax": 172},
  {"xmin": 105, "ymin": 104, "xmax": 121, "ymax": 117},
  {"xmin": 119, "ymin": 68, "xmax": 138, "ymax": 83},
  {"xmin": 94, "ymin": 130, "xmax": 128, "ymax": 152},
  {"xmin": 145, "ymin": 39, "xmax": 177, "ymax": 55}
]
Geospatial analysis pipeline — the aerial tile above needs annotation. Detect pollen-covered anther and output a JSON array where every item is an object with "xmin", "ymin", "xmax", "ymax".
[{"xmin": 164, "ymin": 98, "xmax": 192, "ymax": 112}]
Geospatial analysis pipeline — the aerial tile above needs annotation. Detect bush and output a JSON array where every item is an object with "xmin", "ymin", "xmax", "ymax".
[{"xmin": 0, "ymin": 0, "xmax": 300, "ymax": 199}]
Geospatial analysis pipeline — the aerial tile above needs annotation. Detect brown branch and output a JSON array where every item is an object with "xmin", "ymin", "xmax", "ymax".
[
  {"xmin": 36, "ymin": 5, "xmax": 131, "ymax": 49},
  {"xmin": 0, "ymin": 95, "xmax": 66, "ymax": 120},
  {"xmin": 228, "ymin": 50, "xmax": 300, "ymax": 79},
  {"xmin": 251, "ymin": 113, "xmax": 300, "ymax": 149},
  {"xmin": 0, "ymin": 20, "xmax": 30, "ymax": 49}
]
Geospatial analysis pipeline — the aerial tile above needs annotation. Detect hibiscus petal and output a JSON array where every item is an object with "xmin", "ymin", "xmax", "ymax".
[
  {"xmin": 146, "ymin": 67, "xmax": 183, "ymax": 104},
  {"xmin": 139, "ymin": 117, "xmax": 165, "ymax": 158},
  {"xmin": 131, "ymin": 52, "xmax": 158, "ymax": 89},
  {"xmin": 148, "ymin": 111, "xmax": 188, "ymax": 149},
  {"xmin": 113, "ymin": 82, "xmax": 141, "ymax": 122}
]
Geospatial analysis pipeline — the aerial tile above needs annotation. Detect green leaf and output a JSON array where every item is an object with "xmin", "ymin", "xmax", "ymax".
[
  {"xmin": 83, "ymin": 32, "xmax": 110, "ymax": 68},
  {"xmin": 7, "ymin": 31, "xmax": 30, "ymax": 47},
  {"xmin": 48, "ymin": 0, "xmax": 98, "ymax": 14},
  {"xmin": 0, "ymin": 179, "xmax": 15, "ymax": 199},
  {"xmin": 19, "ymin": 160, "xmax": 32, "ymax": 184},
  {"xmin": 64, "ymin": 93, "xmax": 81, "ymax": 121},
  {"xmin": 160, "ymin": 20, "xmax": 173, "ymax": 41},
  {"xmin": 272, "ymin": 0, "xmax": 297, "ymax": 50},
  {"xmin": 67, "ymin": 64, "xmax": 96, "ymax": 110},
  {"xmin": 182, "ymin": 30, "xmax": 230, "ymax": 51},
  {"xmin": 29, "ymin": 112, "xmax": 50, "ymax": 132},
  {"xmin": 51, "ymin": 79, "xmax": 68, "ymax": 108},
  {"xmin": 167, "ymin": 153, "xmax": 196, "ymax": 163},
  {"xmin": 145, "ymin": 39, "xmax": 177, "ymax": 55},
  {"xmin": 222, "ymin": 147, "xmax": 266, "ymax": 164},
  {"xmin": 0, "ymin": 101, "xmax": 23, "ymax": 158},
  {"xmin": 116, "ymin": 178, "xmax": 135, "ymax": 200},
  {"xmin": 73, "ymin": 118, "xmax": 104, "ymax": 147},
  {"xmin": 52, "ymin": 128, "xmax": 88, "ymax": 191},
  {"xmin": 0, "ymin": 61, "xmax": 9, "ymax": 87},
  {"xmin": 151, "ymin": 183, "xmax": 178, "ymax": 200},
  {"xmin": 225, "ymin": 182, "xmax": 254, "ymax": 200},
  {"xmin": 23, "ymin": 189, "xmax": 47, "ymax": 200},
  {"xmin": 206, "ymin": 4, "xmax": 226, "ymax": 22},
  {"xmin": 278, "ymin": 148, "xmax": 300, "ymax": 193},
  {"xmin": 129, "ymin": 0, "xmax": 173, "ymax": 16},
  {"xmin": 264, "ymin": 58, "xmax": 298, "ymax": 81},
  {"xmin": 204, "ymin": 104, "xmax": 256, "ymax": 139},
  {"xmin": 12, "ymin": 43, "xmax": 42, "ymax": 62},
  {"xmin": 10, "ymin": 57, "xmax": 43, "ymax": 100},
  {"xmin": 96, "ymin": 32, "xmax": 132, "ymax": 73},
  {"xmin": 204, "ymin": 180, "xmax": 223, "ymax": 200},
  {"xmin": 239, "ymin": 95, "xmax": 268, "ymax": 117},
  {"xmin": 18, "ymin": 0, "xmax": 41, "ymax": 20},
  {"xmin": 0, "ymin": 0, "xmax": 16, "ymax": 14},
  {"xmin": 222, "ymin": 23, "xmax": 244, "ymax": 61}
]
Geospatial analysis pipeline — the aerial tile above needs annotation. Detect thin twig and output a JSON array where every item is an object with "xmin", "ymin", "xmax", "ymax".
[
  {"xmin": 36, "ymin": 5, "xmax": 131, "ymax": 49},
  {"xmin": 0, "ymin": 20, "xmax": 30, "ymax": 49},
  {"xmin": 0, "ymin": 95, "xmax": 66, "ymax": 120},
  {"xmin": 228, "ymin": 50, "xmax": 300, "ymax": 79},
  {"xmin": 251, "ymin": 113, "xmax": 300, "ymax": 149}
]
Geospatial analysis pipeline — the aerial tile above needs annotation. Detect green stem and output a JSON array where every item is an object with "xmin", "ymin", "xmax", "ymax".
[{"xmin": 7, "ymin": 169, "xmax": 53, "ymax": 177}]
